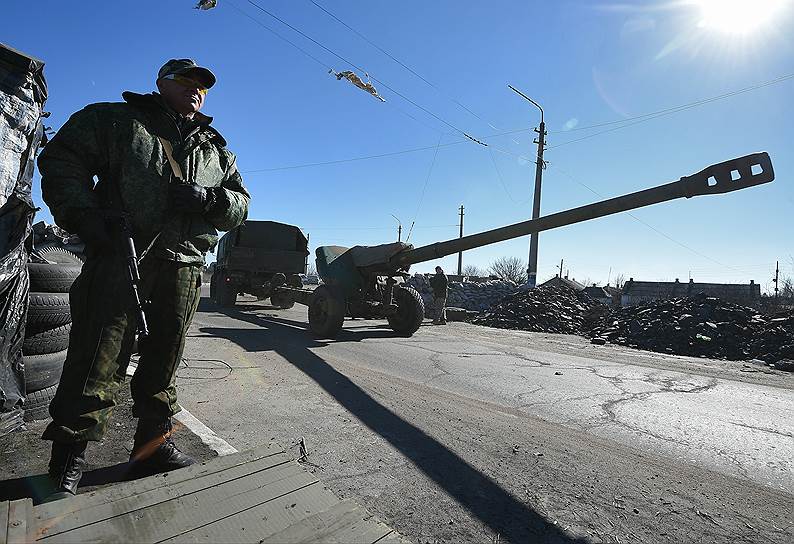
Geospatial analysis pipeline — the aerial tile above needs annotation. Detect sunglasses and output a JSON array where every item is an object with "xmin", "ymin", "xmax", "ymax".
[{"xmin": 162, "ymin": 73, "xmax": 208, "ymax": 95}]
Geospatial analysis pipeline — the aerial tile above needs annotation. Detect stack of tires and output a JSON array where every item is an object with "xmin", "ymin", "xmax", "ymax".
[{"xmin": 23, "ymin": 246, "xmax": 82, "ymax": 421}]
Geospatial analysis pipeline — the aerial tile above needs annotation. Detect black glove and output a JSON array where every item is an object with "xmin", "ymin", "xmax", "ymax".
[
  {"xmin": 171, "ymin": 183, "xmax": 207, "ymax": 214},
  {"xmin": 76, "ymin": 213, "xmax": 112, "ymax": 253}
]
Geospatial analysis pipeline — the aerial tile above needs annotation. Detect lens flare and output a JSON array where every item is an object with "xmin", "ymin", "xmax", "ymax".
[{"xmin": 694, "ymin": 0, "xmax": 789, "ymax": 34}]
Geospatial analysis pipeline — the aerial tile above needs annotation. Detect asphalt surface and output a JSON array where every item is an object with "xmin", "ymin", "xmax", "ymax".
[{"xmin": 176, "ymin": 289, "xmax": 793, "ymax": 543}]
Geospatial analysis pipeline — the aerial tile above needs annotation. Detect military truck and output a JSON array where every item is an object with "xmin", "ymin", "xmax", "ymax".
[{"xmin": 210, "ymin": 221, "xmax": 309, "ymax": 308}]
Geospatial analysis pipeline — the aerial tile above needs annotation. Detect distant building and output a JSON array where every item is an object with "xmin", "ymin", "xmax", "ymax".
[
  {"xmin": 582, "ymin": 285, "xmax": 613, "ymax": 305},
  {"xmin": 621, "ymin": 278, "xmax": 761, "ymax": 308},
  {"xmin": 540, "ymin": 275, "xmax": 585, "ymax": 291}
]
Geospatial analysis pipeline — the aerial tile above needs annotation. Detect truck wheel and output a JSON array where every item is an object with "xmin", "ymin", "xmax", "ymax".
[
  {"xmin": 216, "ymin": 276, "xmax": 237, "ymax": 307},
  {"xmin": 387, "ymin": 286, "xmax": 424, "ymax": 337},
  {"xmin": 309, "ymin": 285, "xmax": 344, "ymax": 338},
  {"xmin": 269, "ymin": 292, "xmax": 295, "ymax": 309}
]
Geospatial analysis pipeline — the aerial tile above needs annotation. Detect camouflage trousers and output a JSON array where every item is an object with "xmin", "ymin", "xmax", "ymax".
[
  {"xmin": 432, "ymin": 296, "xmax": 447, "ymax": 324},
  {"xmin": 42, "ymin": 254, "xmax": 202, "ymax": 443}
]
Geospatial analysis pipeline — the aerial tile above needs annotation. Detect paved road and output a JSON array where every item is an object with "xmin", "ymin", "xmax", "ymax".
[{"xmin": 178, "ymin": 290, "xmax": 794, "ymax": 543}]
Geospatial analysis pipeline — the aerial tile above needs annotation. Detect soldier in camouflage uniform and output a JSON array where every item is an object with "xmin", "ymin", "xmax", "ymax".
[
  {"xmin": 37, "ymin": 59, "xmax": 250, "ymax": 499},
  {"xmin": 430, "ymin": 266, "xmax": 448, "ymax": 324}
]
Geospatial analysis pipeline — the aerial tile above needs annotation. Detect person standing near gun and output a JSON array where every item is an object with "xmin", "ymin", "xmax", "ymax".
[
  {"xmin": 430, "ymin": 266, "xmax": 448, "ymax": 325},
  {"xmin": 37, "ymin": 59, "xmax": 250, "ymax": 500}
]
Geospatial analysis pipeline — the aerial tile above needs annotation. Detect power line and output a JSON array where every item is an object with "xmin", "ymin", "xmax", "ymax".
[
  {"xmin": 307, "ymin": 0, "xmax": 501, "ymax": 131},
  {"xmin": 546, "ymin": 162, "xmax": 746, "ymax": 274},
  {"xmin": 550, "ymin": 72, "xmax": 794, "ymax": 135},
  {"xmin": 238, "ymin": 68, "xmax": 793, "ymax": 171},
  {"xmin": 406, "ymin": 134, "xmax": 444, "ymax": 242},
  {"xmin": 241, "ymin": 0, "xmax": 487, "ymax": 143},
  {"xmin": 227, "ymin": 0, "xmax": 442, "ymax": 135},
  {"xmin": 548, "ymin": 73, "xmax": 794, "ymax": 150}
]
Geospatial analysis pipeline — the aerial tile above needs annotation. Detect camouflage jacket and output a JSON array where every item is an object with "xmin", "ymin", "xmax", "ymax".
[
  {"xmin": 38, "ymin": 91, "xmax": 250, "ymax": 264},
  {"xmin": 430, "ymin": 272, "xmax": 448, "ymax": 298}
]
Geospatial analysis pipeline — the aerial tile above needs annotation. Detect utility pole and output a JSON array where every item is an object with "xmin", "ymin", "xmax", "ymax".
[
  {"xmin": 509, "ymin": 84, "xmax": 546, "ymax": 288},
  {"xmin": 457, "ymin": 205, "xmax": 464, "ymax": 275},
  {"xmin": 773, "ymin": 260, "xmax": 779, "ymax": 299},
  {"xmin": 559, "ymin": 258, "xmax": 563, "ymax": 278},
  {"xmin": 390, "ymin": 214, "xmax": 402, "ymax": 242}
]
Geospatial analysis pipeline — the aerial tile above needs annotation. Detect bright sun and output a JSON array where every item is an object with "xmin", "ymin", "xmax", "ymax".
[{"xmin": 694, "ymin": 0, "xmax": 789, "ymax": 34}]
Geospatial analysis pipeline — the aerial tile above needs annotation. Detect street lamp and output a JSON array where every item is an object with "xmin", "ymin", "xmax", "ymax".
[{"xmin": 508, "ymin": 84, "xmax": 546, "ymax": 288}]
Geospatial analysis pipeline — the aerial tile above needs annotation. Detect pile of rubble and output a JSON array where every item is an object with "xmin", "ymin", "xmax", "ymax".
[
  {"xmin": 584, "ymin": 295, "xmax": 794, "ymax": 366},
  {"xmin": 471, "ymin": 284, "xmax": 605, "ymax": 334},
  {"xmin": 404, "ymin": 274, "xmax": 518, "ymax": 315},
  {"xmin": 587, "ymin": 294, "xmax": 763, "ymax": 359},
  {"xmin": 468, "ymin": 286, "xmax": 794, "ymax": 369}
]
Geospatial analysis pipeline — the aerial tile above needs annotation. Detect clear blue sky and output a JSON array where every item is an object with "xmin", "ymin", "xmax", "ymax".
[{"xmin": 5, "ymin": 0, "xmax": 792, "ymax": 290}]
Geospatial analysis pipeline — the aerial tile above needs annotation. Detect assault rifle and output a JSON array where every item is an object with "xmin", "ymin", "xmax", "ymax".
[{"xmin": 102, "ymin": 209, "xmax": 150, "ymax": 338}]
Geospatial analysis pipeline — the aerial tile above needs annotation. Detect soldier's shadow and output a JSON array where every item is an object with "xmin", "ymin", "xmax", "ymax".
[
  {"xmin": 0, "ymin": 462, "xmax": 158, "ymax": 504},
  {"xmin": 203, "ymin": 304, "xmax": 586, "ymax": 544}
]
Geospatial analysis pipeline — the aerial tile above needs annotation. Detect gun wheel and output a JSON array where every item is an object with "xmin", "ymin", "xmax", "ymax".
[
  {"xmin": 387, "ymin": 286, "xmax": 424, "ymax": 337},
  {"xmin": 309, "ymin": 284, "xmax": 345, "ymax": 338}
]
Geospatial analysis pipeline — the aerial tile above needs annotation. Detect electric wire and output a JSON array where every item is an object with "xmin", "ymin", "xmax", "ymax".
[
  {"xmin": 406, "ymin": 134, "xmax": 443, "ymax": 243},
  {"xmin": 546, "ymin": 162, "xmax": 746, "ymax": 274},
  {"xmin": 242, "ymin": 0, "xmax": 487, "ymax": 144},
  {"xmin": 227, "ymin": 0, "xmax": 440, "ymax": 134},
  {"xmin": 550, "ymin": 72, "xmax": 794, "ymax": 135},
  {"xmin": 307, "ymin": 0, "xmax": 501, "ymax": 131},
  {"xmin": 487, "ymin": 146, "xmax": 532, "ymax": 205}
]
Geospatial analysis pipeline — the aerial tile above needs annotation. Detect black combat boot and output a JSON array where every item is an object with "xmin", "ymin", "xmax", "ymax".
[
  {"xmin": 44, "ymin": 441, "xmax": 88, "ymax": 502},
  {"xmin": 130, "ymin": 418, "xmax": 195, "ymax": 473}
]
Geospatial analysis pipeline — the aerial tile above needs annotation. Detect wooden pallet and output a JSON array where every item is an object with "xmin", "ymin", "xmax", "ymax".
[{"xmin": 2, "ymin": 443, "xmax": 404, "ymax": 543}]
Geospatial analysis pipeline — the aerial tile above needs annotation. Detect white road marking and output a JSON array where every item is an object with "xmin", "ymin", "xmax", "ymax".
[
  {"xmin": 126, "ymin": 358, "xmax": 237, "ymax": 456},
  {"xmin": 174, "ymin": 407, "xmax": 238, "ymax": 456}
]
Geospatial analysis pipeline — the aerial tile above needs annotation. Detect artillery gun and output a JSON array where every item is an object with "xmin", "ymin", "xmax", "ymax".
[{"xmin": 271, "ymin": 152, "xmax": 774, "ymax": 338}]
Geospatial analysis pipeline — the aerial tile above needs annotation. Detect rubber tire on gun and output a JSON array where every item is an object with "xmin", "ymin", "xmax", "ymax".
[
  {"xmin": 308, "ymin": 284, "xmax": 345, "ymax": 338},
  {"xmin": 387, "ymin": 286, "xmax": 425, "ymax": 337}
]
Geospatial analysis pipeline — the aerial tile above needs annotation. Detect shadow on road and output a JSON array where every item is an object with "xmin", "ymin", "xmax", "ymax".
[{"xmin": 203, "ymin": 302, "xmax": 585, "ymax": 543}]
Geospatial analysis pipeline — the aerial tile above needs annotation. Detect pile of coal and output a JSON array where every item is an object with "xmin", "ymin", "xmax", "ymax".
[
  {"xmin": 587, "ymin": 294, "xmax": 766, "ymax": 360},
  {"xmin": 472, "ymin": 285, "xmax": 604, "ymax": 334},
  {"xmin": 748, "ymin": 310, "xmax": 794, "ymax": 365}
]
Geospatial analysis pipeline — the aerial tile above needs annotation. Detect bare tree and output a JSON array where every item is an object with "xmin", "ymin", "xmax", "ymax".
[
  {"xmin": 306, "ymin": 262, "xmax": 317, "ymax": 276},
  {"xmin": 612, "ymin": 273, "xmax": 626, "ymax": 289},
  {"xmin": 781, "ymin": 276, "xmax": 794, "ymax": 297},
  {"xmin": 489, "ymin": 256, "xmax": 527, "ymax": 284},
  {"xmin": 463, "ymin": 264, "xmax": 486, "ymax": 277}
]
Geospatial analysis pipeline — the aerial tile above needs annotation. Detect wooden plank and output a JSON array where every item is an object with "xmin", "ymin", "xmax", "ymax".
[
  {"xmin": 37, "ymin": 452, "xmax": 293, "ymax": 538},
  {"xmin": 6, "ymin": 499, "xmax": 31, "ymax": 544},
  {"xmin": 34, "ymin": 442, "xmax": 284, "ymax": 522},
  {"xmin": 0, "ymin": 500, "xmax": 9, "ymax": 544},
  {"xmin": 259, "ymin": 499, "xmax": 393, "ymax": 544},
  {"xmin": 41, "ymin": 463, "xmax": 317, "ymax": 543},
  {"xmin": 160, "ymin": 480, "xmax": 341, "ymax": 543}
]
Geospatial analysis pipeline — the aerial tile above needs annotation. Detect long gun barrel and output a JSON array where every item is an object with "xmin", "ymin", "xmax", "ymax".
[{"xmin": 390, "ymin": 152, "xmax": 774, "ymax": 269}]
